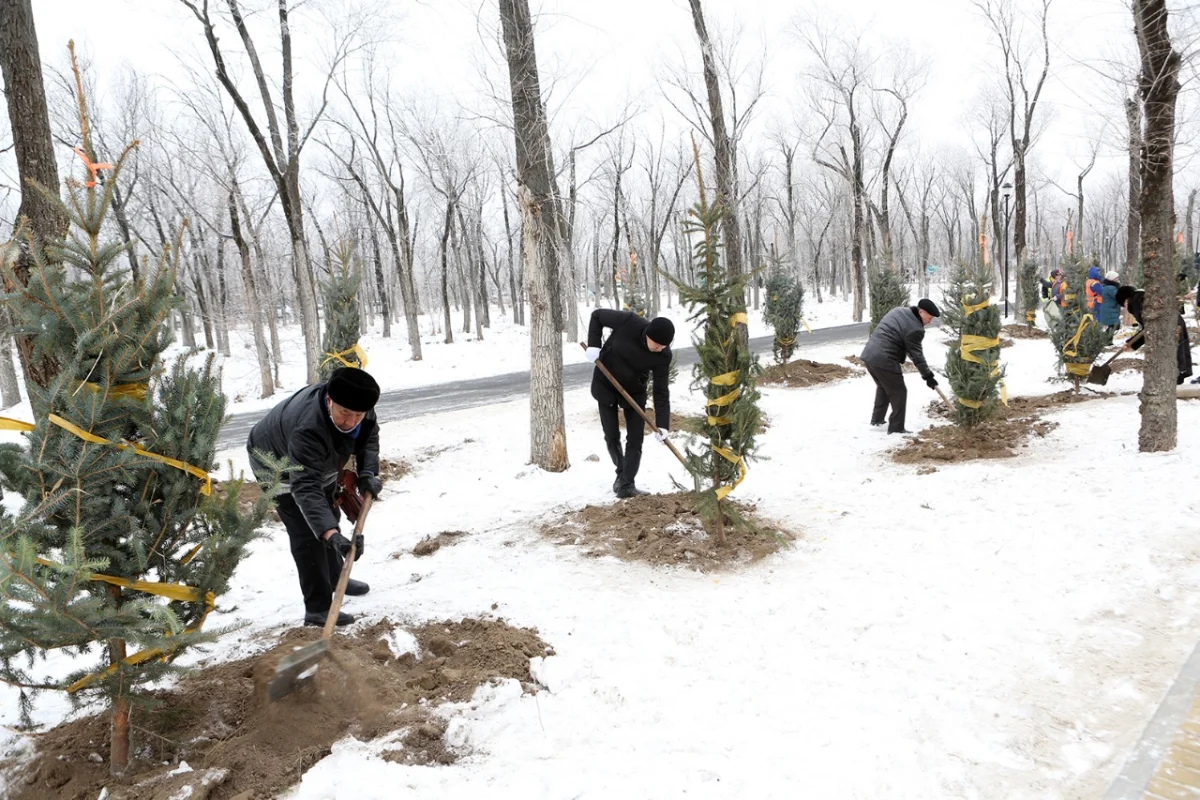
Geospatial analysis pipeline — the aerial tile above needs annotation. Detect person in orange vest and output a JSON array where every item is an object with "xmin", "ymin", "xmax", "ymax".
[
  {"xmin": 1085, "ymin": 266, "xmax": 1103, "ymax": 315},
  {"xmin": 1050, "ymin": 269, "xmax": 1068, "ymax": 308}
]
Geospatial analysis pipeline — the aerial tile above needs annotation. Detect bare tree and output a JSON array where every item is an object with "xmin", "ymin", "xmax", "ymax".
[
  {"xmin": 0, "ymin": 0, "xmax": 66, "ymax": 391},
  {"xmin": 1133, "ymin": 0, "xmax": 1181, "ymax": 452},
  {"xmin": 499, "ymin": 0, "xmax": 568, "ymax": 472},
  {"xmin": 869, "ymin": 49, "xmax": 925, "ymax": 259},
  {"xmin": 802, "ymin": 21, "xmax": 873, "ymax": 320},
  {"xmin": 1125, "ymin": 94, "xmax": 1142, "ymax": 277},
  {"xmin": 973, "ymin": 0, "xmax": 1053, "ymax": 271},
  {"xmin": 684, "ymin": 0, "xmax": 746, "ymax": 284},
  {"xmin": 178, "ymin": 0, "xmax": 359, "ymax": 382}
]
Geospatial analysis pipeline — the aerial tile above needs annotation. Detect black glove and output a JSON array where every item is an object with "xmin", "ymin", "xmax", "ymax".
[
  {"xmin": 357, "ymin": 473, "xmax": 383, "ymax": 499},
  {"xmin": 925, "ymin": 375, "xmax": 938, "ymax": 389},
  {"xmin": 329, "ymin": 531, "xmax": 352, "ymax": 559}
]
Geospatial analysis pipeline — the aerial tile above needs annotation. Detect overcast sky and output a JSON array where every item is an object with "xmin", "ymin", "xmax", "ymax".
[{"xmin": 18, "ymin": 0, "xmax": 1200, "ymax": 208}]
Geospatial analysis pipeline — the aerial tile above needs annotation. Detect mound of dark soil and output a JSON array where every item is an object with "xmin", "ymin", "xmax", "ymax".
[
  {"xmin": 760, "ymin": 358, "xmax": 858, "ymax": 388},
  {"xmin": 1001, "ymin": 323, "xmax": 1050, "ymax": 340},
  {"xmin": 6, "ymin": 618, "xmax": 550, "ymax": 800},
  {"xmin": 409, "ymin": 530, "xmax": 469, "ymax": 557},
  {"xmin": 543, "ymin": 492, "xmax": 792, "ymax": 570}
]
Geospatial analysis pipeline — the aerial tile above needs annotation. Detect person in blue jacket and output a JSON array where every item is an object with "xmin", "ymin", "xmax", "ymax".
[{"xmin": 1092, "ymin": 270, "xmax": 1121, "ymax": 331}]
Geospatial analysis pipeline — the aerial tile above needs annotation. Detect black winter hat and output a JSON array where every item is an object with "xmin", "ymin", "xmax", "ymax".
[
  {"xmin": 1115, "ymin": 285, "xmax": 1136, "ymax": 307},
  {"xmin": 917, "ymin": 298, "xmax": 941, "ymax": 318},
  {"xmin": 326, "ymin": 367, "xmax": 380, "ymax": 412},
  {"xmin": 646, "ymin": 317, "xmax": 675, "ymax": 346}
]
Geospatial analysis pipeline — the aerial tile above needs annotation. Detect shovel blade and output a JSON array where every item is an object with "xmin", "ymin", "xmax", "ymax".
[
  {"xmin": 266, "ymin": 638, "xmax": 329, "ymax": 702},
  {"xmin": 1087, "ymin": 365, "xmax": 1111, "ymax": 385}
]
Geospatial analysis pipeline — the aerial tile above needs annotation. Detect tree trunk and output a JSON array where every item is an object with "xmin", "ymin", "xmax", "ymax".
[
  {"xmin": 0, "ymin": 0, "xmax": 66, "ymax": 394},
  {"xmin": 687, "ymin": 0, "xmax": 743, "ymax": 280},
  {"xmin": 107, "ymin": 584, "xmax": 130, "ymax": 775},
  {"xmin": 500, "ymin": 0, "xmax": 569, "ymax": 473},
  {"xmin": 1134, "ymin": 0, "xmax": 1181, "ymax": 452},
  {"xmin": 214, "ymin": 238, "xmax": 231, "ymax": 357},
  {"xmin": 229, "ymin": 187, "xmax": 273, "ymax": 398},
  {"xmin": 1126, "ymin": 96, "xmax": 1142, "ymax": 280},
  {"xmin": 440, "ymin": 200, "xmax": 454, "ymax": 344},
  {"xmin": 1186, "ymin": 189, "xmax": 1196, "ymax": 260},
  {"xmin": 0, "ymin": 310, "xmax": 22, "ymax": 408},
  {"xmin": 367, "ymin": 216, "xmax": 392, "ymax": 339}
]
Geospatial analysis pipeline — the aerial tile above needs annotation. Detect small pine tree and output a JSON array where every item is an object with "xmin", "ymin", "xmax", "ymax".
[
  {"xmin": 869, "ymin": 261, "xmax": 910, "ymax": 333},
  {"xmin": 763, "ymin": 273, "xmax": 804, "ymax": 364},
  {"xmin": 942, "ymin": 261, "xmax": 1004, "ymax": 426},
  {"xmin": 0, "ymin": 55, "xmax": 270, "ymax": 775},
  {"xmin": 319, "ymin": 239, "xmax": 365, "ymax": 380},
  {"xmin": 1047, "ymin": 253, "xmax": 1108, "ymax": 390},
  {"xmin": 669, "ymin": 143, "xmax": 761, "ymax": 545},
  {"xmin": 1019, "ymin": 258, "xmax": 1040, "ymax": 328},
  {"xmin": 623, "ymin": 249, "xmax": 648, "ymax": 318}
]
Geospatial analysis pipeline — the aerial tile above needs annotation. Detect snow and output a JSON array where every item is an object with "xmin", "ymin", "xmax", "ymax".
[{"xmin": 4, "ymin": 302, "xmax": 1200, "ymax": 799}]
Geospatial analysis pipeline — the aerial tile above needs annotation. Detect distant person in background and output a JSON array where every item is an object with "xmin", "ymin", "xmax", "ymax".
[
  {"xmin": 1116, "ymin": 286, "xmax": 1193, "ymax": 385},
  {"xmin": 860, "ymin": 299, "xmax": 941, "ymax": 435},
  {"xmin": 1092, "ymin": 271, "xmax": 1122, "ymax": 332},
  {"xmin": 1085, "ymin": 266, "xmax": 1103, "ymax": 316}
]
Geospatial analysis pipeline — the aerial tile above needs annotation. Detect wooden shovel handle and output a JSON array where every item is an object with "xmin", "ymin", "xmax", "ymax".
[{"xmin": 321, "ymin": 493, "xmax": 374, "ymax": 639}]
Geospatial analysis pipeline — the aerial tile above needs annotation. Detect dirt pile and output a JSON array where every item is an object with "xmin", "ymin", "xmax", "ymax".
[
  {"xmin": 409, "ymin": 530, "xmax": 468, "ymax": 557},
  {"xmin": 379, "ymin": 457, "xmax": 412, "ymax": 482},
  {"xmin": 760, "ymin": 359, "xmax": 858, "ymax": 388},
  {"xmin": 210, "ymin": 479, "xmax": 264, "ymax": 517},
  {"xmin": 1001, "ymin": 323, "xmax": 1050, "ymax": 340},
  {"xmin": 899, "ymin": 390, "xmax": 1119, "ymax": 464},
  {"xmin": 6, "ymin": 618, "xmax": 550, "ymax": 800},
  {"xmin": 543, "ymin": 492, "xmax": 792, "ymax": 570}
]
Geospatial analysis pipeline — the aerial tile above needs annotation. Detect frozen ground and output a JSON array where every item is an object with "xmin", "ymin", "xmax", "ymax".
[{"xmin": 2, "ymin": 305, "xmax": 1200, "ymax": 799}]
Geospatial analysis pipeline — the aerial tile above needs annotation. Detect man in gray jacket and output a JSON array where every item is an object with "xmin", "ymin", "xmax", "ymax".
[
  {"xmin": 247, "ymin": 367, "xmax": 383, "ymax": 627},
  {"xmin": 861, "ymin": 299, "xmax": 941, "ymax": 434}
]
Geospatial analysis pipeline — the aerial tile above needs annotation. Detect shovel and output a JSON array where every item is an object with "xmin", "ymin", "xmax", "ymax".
[
  {"xmin": 266, "ymin": 493, "xmax": 374, "ymax": 702},
  {"xmin": 1086, "ymin": 349, "xmax": 1124, "ymax": 386}
]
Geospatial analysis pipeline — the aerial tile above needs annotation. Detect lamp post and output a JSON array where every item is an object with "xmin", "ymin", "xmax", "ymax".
[{"xmin": 1001, "ymin": 182, "xmax": 1013, "ymax": 318}]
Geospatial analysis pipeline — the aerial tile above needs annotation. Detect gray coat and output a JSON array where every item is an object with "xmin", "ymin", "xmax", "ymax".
[
  {"xmin": 247, "ymin": 383, "xmax": 380, "ymax": 538},
  {"xmin": 861, "ymin": 306, "xmax": 933, "ymax": 380}
]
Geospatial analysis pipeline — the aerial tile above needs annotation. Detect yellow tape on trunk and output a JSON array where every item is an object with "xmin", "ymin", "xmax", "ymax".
[{"xmin": 321, "ymin": 343, "xmax": 368, "ymax": 370}]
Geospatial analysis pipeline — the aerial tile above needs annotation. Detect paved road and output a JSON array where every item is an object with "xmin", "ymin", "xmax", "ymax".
[{"xmin": 216, "ymin": 321, "xmax": 870, "ymax": 449}]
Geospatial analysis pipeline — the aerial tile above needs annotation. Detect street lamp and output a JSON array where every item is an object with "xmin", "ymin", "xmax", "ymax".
[{"xmin": 1001, "ymin": 182, "xmax": 1013, "ymax": 318}]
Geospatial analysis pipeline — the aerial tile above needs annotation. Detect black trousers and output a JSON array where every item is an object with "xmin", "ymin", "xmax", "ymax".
[
  {"xmin": 275, "ymin": 493, "xmax": 344, "ymax": 614},
  {"xmin": 866, "ymin": 364, "xmax": 908, "ymax": 433},
  {"xmin": 598, "ymin": 398, "xmax": 645, "ymax": 486}
]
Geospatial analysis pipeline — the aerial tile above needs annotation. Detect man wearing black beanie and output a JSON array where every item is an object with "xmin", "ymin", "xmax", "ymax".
[
  {"xmin": 860, "ymin": 299, "xmax": 940, "ymax": 434},
  {"xmin": 585, "ymin": 309, "xmax": 675, "ymax": 498},
  {"xmin": 247, "ymin": 367, "xmax": 383, "ymax": 627}
]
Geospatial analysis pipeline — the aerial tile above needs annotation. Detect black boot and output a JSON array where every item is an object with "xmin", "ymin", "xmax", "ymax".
[
  {"xmin": 608, "ymin": 444, "xmax": 625, "ymax": 494},
  {"xmin": 345, "ymin": 578, "xmax": 369, "ymax": 596},
  {"xmin": 616, "ymin": 482, "xmax": 649, "ymax": 499},
  {"xmin": 304, "ymin": 610, "xmax": 355, "ymax": 627}
]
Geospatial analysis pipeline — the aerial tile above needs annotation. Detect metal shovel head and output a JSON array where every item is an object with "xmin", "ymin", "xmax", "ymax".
[
  {"xmin": 1087, "ymin": 364, "xmax": 1112, "ymax": 386},
  {"xmin": 266, "ymin": 637, "xmax": 330, "ymax": 702}
]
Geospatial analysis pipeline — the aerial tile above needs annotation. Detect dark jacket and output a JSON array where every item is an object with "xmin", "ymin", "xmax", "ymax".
[
  {"xmin": 247, "ymin": 383, "xmax": 380, "ymax": 538},
  {"xmin": 861, "ymin": 306, "xmax": 933, "ymax": 380},
  {"xmin": 588, "ymin": 309, "xmax": 671, "ymax": 429},
  {"xmin": 1125, "ymin": 289, "xmax": 1193, "ymax": 380}
]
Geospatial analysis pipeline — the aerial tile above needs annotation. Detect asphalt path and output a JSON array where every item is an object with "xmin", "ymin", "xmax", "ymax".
[{"xmin": 216, "ymin": 321, "xmax": 870, "ymax": 450}]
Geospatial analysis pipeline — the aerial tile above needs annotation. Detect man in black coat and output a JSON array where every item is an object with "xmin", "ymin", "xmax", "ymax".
[
  {"xmin": 1116, "ymin": 286, "xmax": 1193, "ymax": 385},
  {"xmin": 860, "ymin": 299, "xmax": 941, "ymax": 434},
  {"xmin": 586, "ymin": 309, "xmax": 674, "ymax": 498},
  {"xmin": 247, "ymin": 367, "xmax": 384, "ymax": 627}
]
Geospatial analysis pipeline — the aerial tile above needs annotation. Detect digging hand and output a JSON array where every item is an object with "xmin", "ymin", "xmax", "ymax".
[
  {"xmin": 925, "ymin": 375, "xmax": 939, "ymax": 389},
  {"xmin": 654, "ymin": 428, "xmax": 669, "ymax": 443},
  {"xmin": 357, "ymin": 473, "xmax": 382, "ymax": 499},
  {"xmin": 585, "ymin": 346, "xmax": 601, "ymax": 363}
]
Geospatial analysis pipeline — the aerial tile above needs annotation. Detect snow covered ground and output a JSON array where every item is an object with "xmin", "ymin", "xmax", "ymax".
[{"xmin": 4, "ymin": 305, "xmax": 1200, "ymax": 799}]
